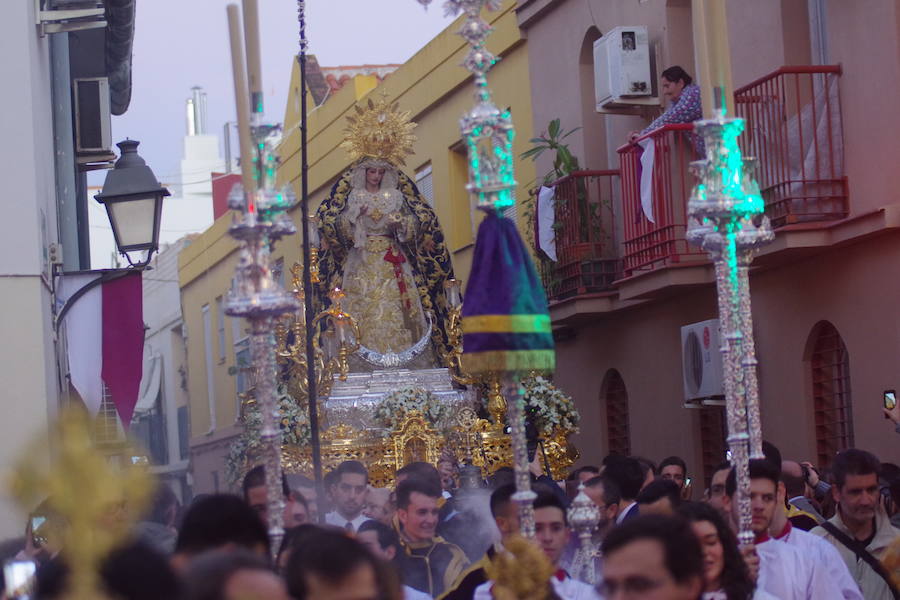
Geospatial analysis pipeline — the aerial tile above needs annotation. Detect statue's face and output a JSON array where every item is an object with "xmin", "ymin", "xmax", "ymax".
[{"xmin": 365, "ymin": 167, "xmax": 386, "ymax": 189}]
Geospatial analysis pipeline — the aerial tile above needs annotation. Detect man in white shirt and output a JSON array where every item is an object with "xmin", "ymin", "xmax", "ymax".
[
  {"xmin": 766, "ymin": 462, "xmax": 862, "ymax": 600},
  {"xmin": 474, "ymin": 491, "xmax": 601, "ymax": 600},
  {"xmin": 722, "ymin": 459, "xmax": 843, "ymax": 600},
  {"xmin": 324, "ymin": 460, "xmax": 370, "ymax": 532}
]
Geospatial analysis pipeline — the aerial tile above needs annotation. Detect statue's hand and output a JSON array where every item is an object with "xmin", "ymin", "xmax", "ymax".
[{"xmin": 421, "ymin": 238, "xmax": 436, "ymax": 252}]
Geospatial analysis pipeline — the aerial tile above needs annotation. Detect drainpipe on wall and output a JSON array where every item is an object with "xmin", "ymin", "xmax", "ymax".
[
  {"xmin": 50, "ymin": 32, "xmax": 83, "ymax": 271},
  {"xmin": 808, "ymin": 0, "xmax": 829, "ymax": 65}
]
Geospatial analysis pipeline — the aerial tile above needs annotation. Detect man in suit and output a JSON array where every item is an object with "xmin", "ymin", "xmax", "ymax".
[{"xmin": 602, "ymin": 455, "xmax": 644, "ymax": 524}]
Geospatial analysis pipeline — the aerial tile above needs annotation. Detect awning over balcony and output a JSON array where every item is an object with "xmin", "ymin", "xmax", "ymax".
[{"xmin": 105, "ymin": 0, "xmax": 136, "ymax": 115}]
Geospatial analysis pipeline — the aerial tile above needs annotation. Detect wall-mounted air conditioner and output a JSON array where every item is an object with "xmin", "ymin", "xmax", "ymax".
[
  {"xmin": 73, "ymin": 77, "xmax": 112, "ymax": 155},
  {"xmin": 594, "ymin": 26, "xmax": 655, "ymax": 111},
  {"xmin": 681, "ymin": 319, "xmax": 725, "ymax": 405}
]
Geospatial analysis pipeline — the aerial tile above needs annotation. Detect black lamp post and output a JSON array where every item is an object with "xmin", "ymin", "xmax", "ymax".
[{"xmin": 94, "ymin": 139, "xmax": 170, "ymax": 268}]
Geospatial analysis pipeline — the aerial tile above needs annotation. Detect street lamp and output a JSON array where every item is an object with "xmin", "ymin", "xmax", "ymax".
[{"xmin": 94, "ymin": 139, "xmax": 170, "ymax": 268}]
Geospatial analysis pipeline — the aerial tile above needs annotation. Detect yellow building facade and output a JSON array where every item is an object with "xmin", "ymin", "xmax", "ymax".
[{"xmin": 179, "ymin": 2, "xmax": 536, "ymax": 494}]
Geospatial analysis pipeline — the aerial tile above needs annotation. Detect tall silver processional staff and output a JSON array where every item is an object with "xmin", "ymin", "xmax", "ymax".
[
  {"xmin": 225, "ymin": 0, "xmax": 299, "ymax": 553},
  {"xmin": 414, "ymin": 0, "xmax": 554, "ymax": 539},
  {"xmin": 687, "ymin": 0, "xmax": 771, "ymax": 545}
]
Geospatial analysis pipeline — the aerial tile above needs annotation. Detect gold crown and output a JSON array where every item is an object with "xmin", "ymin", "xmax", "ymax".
[{"xmin": 341, "ymin": 95, "xmax": 417, "ymax": 166}]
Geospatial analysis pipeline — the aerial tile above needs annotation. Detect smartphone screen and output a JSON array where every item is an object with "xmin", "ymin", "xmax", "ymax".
[
  {"xmin": 3, "ymin": 559, "xmax": 36, "ymax": 599},
  {"xmin": 885, "ymin": 390, "xmax": 897, "ymax": 410}
]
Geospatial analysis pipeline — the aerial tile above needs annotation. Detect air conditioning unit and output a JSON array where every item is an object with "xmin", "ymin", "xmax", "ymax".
[
  {"xmin": 681, "ymin": 319, "xmax": 725, "ymax": 404},
  {"xmin": 594, "ymin": 26, "xmax": 654, "ymax": 110},
  {"xmin": 73, "ymin": 77, "xmax": 112, "ymax": 154}
]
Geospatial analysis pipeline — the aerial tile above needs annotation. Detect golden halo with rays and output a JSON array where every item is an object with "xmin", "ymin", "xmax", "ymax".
[{"xmin": 340, "ymin": 95, "xmax": 417, "ymax": 167}]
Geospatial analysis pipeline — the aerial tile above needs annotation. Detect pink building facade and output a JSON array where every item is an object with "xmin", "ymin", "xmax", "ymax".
[{"xmin": 516, "ymin": 0, "xmax": 900, "ymax": 485}]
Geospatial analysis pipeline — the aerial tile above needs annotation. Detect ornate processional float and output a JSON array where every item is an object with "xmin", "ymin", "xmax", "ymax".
[
  {"xmin": 222, "ymin": 1, "xmax": 581, "ymax": 513},
  {"xmin": 225, "ymin": 93, "xmax": 580, "ymax": 490}
]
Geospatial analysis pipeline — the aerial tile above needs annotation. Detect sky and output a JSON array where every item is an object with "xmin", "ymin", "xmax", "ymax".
[{"xmin": 89, "ymin": 0, "xmax": 454, "ymax": 266}]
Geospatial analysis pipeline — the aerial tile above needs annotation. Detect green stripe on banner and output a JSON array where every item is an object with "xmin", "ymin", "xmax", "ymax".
[{"xmin": 462, "ymin": 314, "xmax": 552, "ymax": 334}]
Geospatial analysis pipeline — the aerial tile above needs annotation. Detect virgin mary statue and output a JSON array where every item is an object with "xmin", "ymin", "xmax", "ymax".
[{"xmin": 314, "ymin": 97, "xmax": 455, "ymax": 369}]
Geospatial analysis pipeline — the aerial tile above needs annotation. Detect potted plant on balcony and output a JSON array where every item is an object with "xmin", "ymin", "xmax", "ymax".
[
  {"xmin": 521, "ymin": 118, "xmax": 582, "ymax": 185},
  {"xmin": 521, "ymin": 119, "xmax": 598, "ymax": 300}
]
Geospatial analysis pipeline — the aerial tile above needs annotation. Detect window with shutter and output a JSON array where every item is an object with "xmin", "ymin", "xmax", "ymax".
[
  {"xmin": 415, "ymin": 163, "xmax": 434, "ymax": 206},
  {"xmin": 601, "ymin": 369, "xmax": 630, "ymax": 456},
  {"xmin": 808, "ymin": 321, "xmax": 854, "ymax": 467}
]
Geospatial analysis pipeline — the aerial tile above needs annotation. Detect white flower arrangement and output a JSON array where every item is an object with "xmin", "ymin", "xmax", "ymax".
[
  {"xmin": 522, "ymin": 375, "xmax": 580, "ymax": 437},
  {"xmin": 226, "ymin": 383, "xmax": 310, "ymax": 486},
  {"xmin": 374, "ymin": 385, "xmax": 451, "ymax": 434}
]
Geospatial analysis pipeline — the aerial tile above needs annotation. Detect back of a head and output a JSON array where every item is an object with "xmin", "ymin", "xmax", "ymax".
[
  {"xmin": 396, "ymin": 476, "xmax": 442, "ymax": 509},
  {"xmin": 396, "ymin": 462, "xmax": 442, "ymax": 490},
  {"xmin": 780, "ymin": 461, "xmax": 807, "ymax": 498},
  {"xmin": 358, "ymin": 519, "xmax": 399, "ymax": 552},
  {"xmin": 725, "ymin": 459, "xmax": 780, "ymax": 497},
  {"xmin": 183, "ymin": 549, "xmax": 272, "ymax": 600},
  {"xmin": 36, "ymin": 542, "xmax": 181, "ymax": 600},
  {"xmin": 175, "ymin": 494, "xmax": 269, "ymax": 557},
  {"xmin": 488, "ymin": 467, "xmax": 515, "ymax": 491},
  {"xmin": 102, "ymin": 541, "xmax": 181, "ymax": 600},
  {"xmin": 602, "ymin": 515, "xmax": 703, "ymax": 585},
  {"xmin": 286, "ymin": 529, "xmax": 383, "ymax": 600},
  {"xmin": 585, "ymin": 475, "xmax": 622, "ymax": 506},
  {"xmin": 634, "ymin": 456, "xmax": 658, "ymax": 479},
  {"xmin": 832, "ymin": 448, "xmax": 881, "ymax": 488},
  {"xmin": 761, "ymin": 441, "xmax": 782, "ymax": 471},
  {"xmin": 242, "ymin": 465, "xmax": 290, "ymax": 499},
  {"xmin": 637, "ymin": 479, "xmax": 682, "ymax": 509},
  {"xmin": 567, "ymin": 466, "xmax": 600, "ymax": 481},
  {"xmin": 490, "ymin": 483, "xmax": 517, "ymax": 518},
  {"xmin": 603, "ymin": 456, "xmax": 644, "ymax": 500},
  {"xmin": 278, "ymin": 524, "xmax": 324, "ymax": 564}
]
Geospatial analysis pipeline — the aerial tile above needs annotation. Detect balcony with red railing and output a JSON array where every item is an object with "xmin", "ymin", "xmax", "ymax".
[
  {"xmin": 538, "ymin": 66, "xmax": 847, "ymax": 309},
  {"xmin": 538, "ymin": 170, "xmax": 621, "ymax": 304},
  {"xmin": 617, "ymin": 124, "xmax": 706, "ymax": 277},
  {"xmin": 734, "ymin": 66, "xmax": 846, "ymax": 227}
]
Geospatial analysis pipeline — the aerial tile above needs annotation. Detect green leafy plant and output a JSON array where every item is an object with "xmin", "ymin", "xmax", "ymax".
[{"xmin": 520, "ymin": 119, "xmax": 582, "ymax": 185}]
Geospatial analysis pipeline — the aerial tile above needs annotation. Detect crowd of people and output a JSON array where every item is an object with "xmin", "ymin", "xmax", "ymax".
[{"xmin": 1, "ymin": 438, "xmax": 899, "ymax": 600}]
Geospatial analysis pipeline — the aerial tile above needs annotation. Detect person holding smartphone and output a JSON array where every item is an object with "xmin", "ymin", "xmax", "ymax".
[{"xmin": 883, "ymin": 390, "xmax": 900, "ymax": 433}]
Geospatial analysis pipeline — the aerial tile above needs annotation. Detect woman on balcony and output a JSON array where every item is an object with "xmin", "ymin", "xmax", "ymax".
[{"xmin": 628, "ymin": 65, "xmax": 703, "ymax": 151}]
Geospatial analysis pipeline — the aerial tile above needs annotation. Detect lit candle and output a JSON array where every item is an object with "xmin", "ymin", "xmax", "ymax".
[
  {"xmin": 307, "ymin": 213, "xmax": 320, "ymax": 247},
  {"xmin": 445, "ymin": 279, "xmax": 462, "ymax": 308},
  {"xmin": 335, "ymin": 315, "xmax": 348, "ymax": 344},
  {"xmin": 226, "ymin": 4, "xmax": 256, "ymax": 195},
  {"xmin": 241, "ymin": 0, "xmax": 263, "ymax": 114}
]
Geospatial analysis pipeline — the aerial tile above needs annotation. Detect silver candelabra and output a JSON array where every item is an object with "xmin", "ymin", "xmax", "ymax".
[
  {"xmin": 418, "ymin": 0, "xmax": 534, "ymax": 536},
  {"xmin": 224, "ymin": 125, "xmax": 299, "ymax": 553},
  {"xmin": 568, "ymin": 482, "xmax": 601, "ymax": 584}
]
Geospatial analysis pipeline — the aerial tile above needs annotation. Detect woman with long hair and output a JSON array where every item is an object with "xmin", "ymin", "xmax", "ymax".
[{"xmin": 678, "ymin": 502, "xmax": 776, "ymax": 600}]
